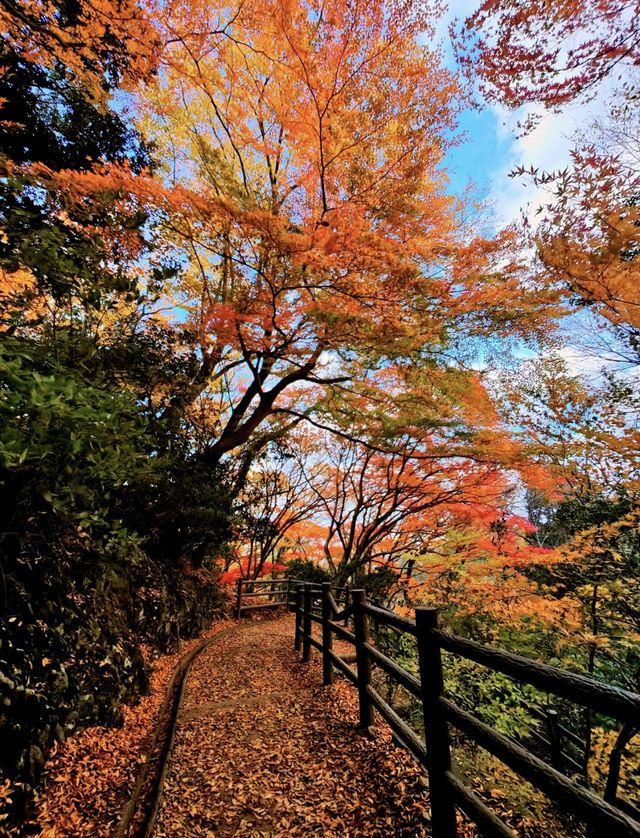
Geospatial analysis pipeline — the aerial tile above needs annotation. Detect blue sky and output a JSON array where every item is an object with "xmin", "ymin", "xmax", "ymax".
[
  {"xmin": 442, "ymin": 91, "xmax": 615, "ymax": 231},
  {"xmin": 430, "ymin": 1, "xmax": 631, "ymax": 382},
  {"xmin": 433, "ymin": 2, "xmax": 622, "ymax": 235},
  {"xmin": 445, "ymin": 107, "xmax": 504, "ymax": 199}
]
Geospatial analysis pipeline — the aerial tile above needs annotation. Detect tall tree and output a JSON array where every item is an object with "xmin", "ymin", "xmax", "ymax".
[
  {"xmin": 280, "ymin": 428, "xmax": 552, "ymax": 587},
  {"xmin": 40, "ymin": 0, "xmax": 553, "ymax": 472}
]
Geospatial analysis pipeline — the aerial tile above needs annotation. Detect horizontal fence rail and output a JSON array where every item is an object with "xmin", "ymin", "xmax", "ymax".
[
  {"xmin": 234, "ymin": 576, "xmax": 350, "ymax": 619},
  {"xmin": 293, "ymin": 583, "xmax": 640, "ymax": 838},
  {"xmin": 432, "ymin": 629, "xmax": 640, "ymax": 725}
]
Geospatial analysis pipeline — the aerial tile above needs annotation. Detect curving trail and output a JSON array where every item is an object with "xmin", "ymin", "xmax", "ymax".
[{"xmin": 151, "ymin": 614, "xmax": 432, "ymax": 837}]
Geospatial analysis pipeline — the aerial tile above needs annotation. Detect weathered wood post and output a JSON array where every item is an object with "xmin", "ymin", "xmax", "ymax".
[
  {"xmin": 294, "ymin": 585, "xmax": 303, "ymax": 651},
  {"xmin": 546, "ymin": 709, "xmax": 563, "ymax": 772},
  {"xmin": 416, "ymin": 607, "xmax": 457, "ymax": 838},
  {"xmin": 302, "ymin": 582, "xmax": 312, "ymax": 663},
  {"xmin": 353, "ymin": 588, "xmax": 374, "ymax": 730},
  {"xmin": 321, "ymin": 582, "xmax": 334, "ymax": 686},
  {"xmin": 286, "ymin": 578, "xmax": 292, "ymax": 609},
  {"xmin": 235, "ymin": 579, "xmax": 243, "ymax": 619}
]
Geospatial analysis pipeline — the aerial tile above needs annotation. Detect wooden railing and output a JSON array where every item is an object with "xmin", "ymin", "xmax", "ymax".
[
  {"xmin": 234, "ymin": 576, "xmax": 350, "ymax": 619},
  {"xmin": 234, "ymin": 577, "xmax": 289, "ymax": 618},
  {"xmin": 294, "ymin": 582, "xmax": 640, "ymax": 838}
]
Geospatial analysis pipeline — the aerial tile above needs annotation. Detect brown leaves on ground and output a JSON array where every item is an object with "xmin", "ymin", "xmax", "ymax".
[
  {"xmin": 13, "ymin": 611, "xmax": 487, "ymax": 837},
  {"xmin": 17, "ymin": 619, "xmax": 234, "ymax": 838},
  {"xmin": 153, "ymin": 614, "xmax": 438, "ymax": 838}
]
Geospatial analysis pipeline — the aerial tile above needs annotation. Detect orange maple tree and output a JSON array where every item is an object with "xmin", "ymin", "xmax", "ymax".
[
  {"xmin": 287, "ymin": 432, "xmax": 517, "ymax": 586},
  {"xmin": 0, "ymin": 0, "xmax": 160, "ymax": 98},
  {"xmin": 2, "ymin": 0, "xmax": 568, "ymax": 603},
  {"xmin": 248, "ymin": 419, "xmax": 563, "ymax": 613},
  {"xmin": 20, "ymin": 0, "xmax": 556, "ymax": 471}
]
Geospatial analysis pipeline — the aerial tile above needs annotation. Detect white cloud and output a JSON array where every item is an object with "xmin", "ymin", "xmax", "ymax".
[
  {"xmin": 555, "ymin": 344, "xmax": 609, "ymax": 379},
  {"xmin": 421, "ymin": 4, "xmax": 629, "ymax": 230},
  {"xmin": 487, "ymin": 70, "xmax": 628, "ymax": 228}
]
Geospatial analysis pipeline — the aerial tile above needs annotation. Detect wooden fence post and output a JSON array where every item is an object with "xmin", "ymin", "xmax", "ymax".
[
  {"xmin": 235, "ymin": 579, "xmax": 243, "ymax": 619},
  {"xmin": 547, "ymin": 709, "xmax": 563, "ymax": 772},
  {"xmin": 294, "ymin": 585, "xmax": 303, "ymax": 651},
  {"xmin": 353, "ymin": 589, "xmax": 374, "ymax": 730},
  {"xmin": 302, "ymin": 582, "xmax": 312, "ymax": 662},
  {"xmin": 322, "ymin": 582, "xmax": 334, "ymax": 685},
  {"xmin": 416, "ymin": 607, "xmax": 457, "ymax": 838},
  {"xmin": 286, "ymin": 578, "xmax": 292, "ymax": 609}
]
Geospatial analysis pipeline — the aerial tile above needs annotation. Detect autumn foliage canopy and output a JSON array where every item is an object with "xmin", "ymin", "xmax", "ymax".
[{"xmin": 3, "ymin": 0, "xmax": 640, "ymax": 828}]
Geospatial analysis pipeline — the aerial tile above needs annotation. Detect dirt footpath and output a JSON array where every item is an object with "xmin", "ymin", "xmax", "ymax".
[{"xmin": 152, "ymin": 614, "xmax": 432, "ymax": 837}]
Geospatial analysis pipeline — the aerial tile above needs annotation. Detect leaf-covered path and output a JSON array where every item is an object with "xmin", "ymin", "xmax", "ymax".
[{"xmin": 152, "ymin": 614, "xmax": 432, "ymax": 837}]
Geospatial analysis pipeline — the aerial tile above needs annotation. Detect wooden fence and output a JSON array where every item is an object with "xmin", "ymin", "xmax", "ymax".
[
  {"xmin": 292, "ymin": 581, "xmax": 640, "ymax": 838},
  {"xmin": 234, "ymin": 576, "xmax": 350, "ymax": 619},
  {"xmin": 234, "ymin": 577, "xmax": 291, "ymax": 618}
]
